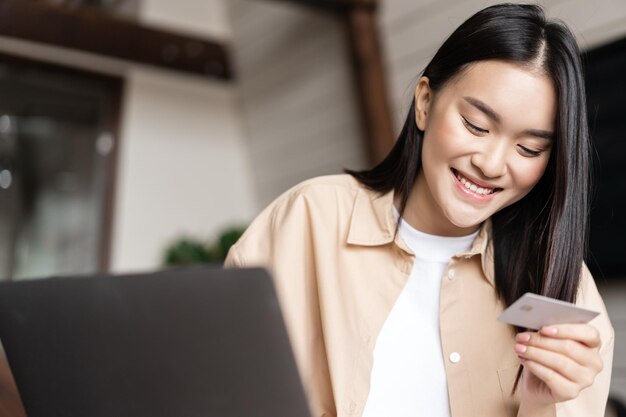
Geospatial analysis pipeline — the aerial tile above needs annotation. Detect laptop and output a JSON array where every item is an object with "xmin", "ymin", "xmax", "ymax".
[{"xmin": 0, "ymin": 267, "xmax": 312, "ymax": 417}]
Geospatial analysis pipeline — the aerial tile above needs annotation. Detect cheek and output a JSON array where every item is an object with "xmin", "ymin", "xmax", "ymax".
[
  {"xmin": 511, "ymin": 158, "xmax": 550, "ymax": 195},
  {"xmin": 423, "ymin": 116, "xmax": 466, "ymax": 161}
]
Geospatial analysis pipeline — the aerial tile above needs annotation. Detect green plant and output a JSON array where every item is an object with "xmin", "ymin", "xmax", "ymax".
[
  {"xmin": 162, "ymin": 226, "xmax": 246, "ymax": 267},
  {"xmin": 163, "ymin": 238, "xmax": 211, "ymax": 266}
]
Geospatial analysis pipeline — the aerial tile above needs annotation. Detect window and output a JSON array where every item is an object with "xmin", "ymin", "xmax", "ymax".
[{"xmin": 0, "ymin": 55, "xmax": 121, "ymax": 280}]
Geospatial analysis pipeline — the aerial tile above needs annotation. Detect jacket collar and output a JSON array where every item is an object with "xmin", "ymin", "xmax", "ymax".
[{"xmin": 346, "ymin": 186, "xmax": 496, "ymax": 287}]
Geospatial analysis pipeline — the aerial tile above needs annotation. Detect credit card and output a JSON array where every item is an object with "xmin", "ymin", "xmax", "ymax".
[{"xmin": 497, "ymin": 292, "xmax": 600, "ymax": 330}]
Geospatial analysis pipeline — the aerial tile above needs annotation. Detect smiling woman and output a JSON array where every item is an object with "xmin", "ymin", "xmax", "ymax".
[{"xmin": 225, "ymin": 4, "xmax": 614, "ymax": 417}]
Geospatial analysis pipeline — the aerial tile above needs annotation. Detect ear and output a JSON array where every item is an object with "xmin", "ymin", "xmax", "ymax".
[{"xmin": 414, "ymin": 76, "xmax": 432, "ymax": 131}]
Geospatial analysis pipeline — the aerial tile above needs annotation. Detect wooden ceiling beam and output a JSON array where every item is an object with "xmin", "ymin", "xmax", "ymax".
[
  {"xmin": 343, "ymin": 6, "xmax": 395, "ymax": 164},
  {"xmin": 262, "ymin": 0, "xmax": 376, "ymax": 14},
  {"xmin": 0, "ymin": 0, "xmax": 233, "ymax": 80}
]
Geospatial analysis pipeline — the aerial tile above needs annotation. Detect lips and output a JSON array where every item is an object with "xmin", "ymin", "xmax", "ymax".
[{"xmin": 451, "ymin": 168, "xmax": 503, "ymax": 196}]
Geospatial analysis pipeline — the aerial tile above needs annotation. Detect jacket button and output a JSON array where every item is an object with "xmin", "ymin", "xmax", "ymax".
[
  {"xmin": 447, "ymin": 269, "xmax": 456, "ymax": 280},
  {"xmin": 449, "ymin": 352, "xmax": 461, "ymax": 363}
]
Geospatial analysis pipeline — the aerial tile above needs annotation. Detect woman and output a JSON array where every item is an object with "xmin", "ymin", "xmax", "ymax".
[{"xmin": 225, "ymin": 3, "xmax": 614, "ymax": 417}]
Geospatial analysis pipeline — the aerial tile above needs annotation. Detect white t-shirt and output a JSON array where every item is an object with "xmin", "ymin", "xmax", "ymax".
[{"xmin": 361, "ymin": 210, "xmax": 478, "ymax": 417}]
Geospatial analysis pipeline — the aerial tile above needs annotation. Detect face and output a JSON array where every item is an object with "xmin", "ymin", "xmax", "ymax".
[{"xmin": 407, "ymin": 60, "xmax": 556, "ymax": 236}]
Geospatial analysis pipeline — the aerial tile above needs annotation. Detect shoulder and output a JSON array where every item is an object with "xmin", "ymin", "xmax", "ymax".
[
  {"xmin": 263, "ymin": 174, "xmax": 364, "ymax": 220},
  {"xmin": 276, "ymin": 174, "xmax": 362, "ymax": 204},
  {"xmin": 577, "ymin": 263, "xmax": 615, "ymax": 353},
  {"xmin": 225, "ymin": 174, "xmax": 366, "ymax": 266}
]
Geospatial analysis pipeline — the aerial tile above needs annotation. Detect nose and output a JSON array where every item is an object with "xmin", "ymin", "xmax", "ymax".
[{"xmin": 470, "ymin": 139, "xmax": 508, "ymax": 179}]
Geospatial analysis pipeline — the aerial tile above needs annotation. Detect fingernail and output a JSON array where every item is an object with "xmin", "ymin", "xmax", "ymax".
[
  {"xmin": 542, "ymin": 326, "xmax": 558, "ymax": 335},
  {"xmin": 517, "ymin": 355, "xmax": 526, "ymax": 362},
  {"xmin": 516, "ymin": 333, "xmax": 531, "ymax": 343},
  {"xmin": 514, "ymin": 343, "xmax": 527, "ymax": 353}
]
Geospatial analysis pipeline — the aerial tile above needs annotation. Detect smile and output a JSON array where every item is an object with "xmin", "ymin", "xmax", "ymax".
[{"xmin": 451, "ymin": 169, "xmax": 503, "ymax": 200}]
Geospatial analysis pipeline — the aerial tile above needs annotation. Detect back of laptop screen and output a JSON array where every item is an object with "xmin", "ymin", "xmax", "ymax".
[{"xmin": 0, "ymin": 267, "xmax": 312, "ymax": 417}]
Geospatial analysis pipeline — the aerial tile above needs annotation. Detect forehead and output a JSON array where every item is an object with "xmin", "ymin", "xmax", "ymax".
[{"xmin": 439, "ymin": 60, "xmax": 557, "ymax": 129}]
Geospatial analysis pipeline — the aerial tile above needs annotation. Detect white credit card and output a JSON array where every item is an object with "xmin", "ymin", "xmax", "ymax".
[{"xmin": 497, "ymin": 292, "xmax": 600, "ymax": 330}]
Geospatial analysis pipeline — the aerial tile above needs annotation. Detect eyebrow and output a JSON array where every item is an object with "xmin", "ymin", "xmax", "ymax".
[
  {"xmin": 463, "ymin": 96, "xmax": 501, "ymax": 123},
  {"xmin": 462, "ymin": 96, "xmax": 554, "ymax": 141}
]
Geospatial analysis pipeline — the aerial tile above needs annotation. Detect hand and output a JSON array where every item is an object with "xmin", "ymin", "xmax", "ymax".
[{"xmin": 514, "ymin": 324, "xmax": 603, "ymax": 405}]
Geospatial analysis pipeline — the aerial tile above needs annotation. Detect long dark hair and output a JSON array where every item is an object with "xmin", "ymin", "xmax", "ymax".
[{"xmin": 348, "ymin": 3, "xmax": 590, "ymax": 320}]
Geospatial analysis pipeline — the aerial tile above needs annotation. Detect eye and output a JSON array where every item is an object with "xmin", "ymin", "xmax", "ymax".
[
  {"xmin": 461, "ymin": 116, "xmax": 488, "ymax": 135},
  {"xmin": 517, "ymin": 145, "xmax": 544, "ymax": 157}
]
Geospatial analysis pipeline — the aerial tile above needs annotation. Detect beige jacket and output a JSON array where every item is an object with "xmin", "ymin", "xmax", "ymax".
[{"xmin": 225, "ymin": 174, "xmax": 614, "ymax": 417}]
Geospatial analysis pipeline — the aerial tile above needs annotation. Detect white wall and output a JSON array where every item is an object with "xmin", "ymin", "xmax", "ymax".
[
  {"xmin": 109, "ymin": 68, "xmax": 255, "ymax": 271},
  {"xmin": 109, "ymin": 0, "xmax": 255, "ymax": 272},
  {"xmin": 139, "ymin": 0, "xmax": 231, "ymax": 40},
  {"xmin": 228, "ymin": 0, "xmax": 369, "ymax": 208}
]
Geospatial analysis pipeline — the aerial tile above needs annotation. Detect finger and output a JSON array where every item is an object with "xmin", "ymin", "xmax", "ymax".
[
  {"xmin": 538, "ymin": 324, "xmax": 601, "ymax": 349},
  {"xmin": 516, "ymin": 332, "xmax": 603, "ymax": 370},
  {"xmin": 520, "ymin": 359, "xmax": 581, "ymax": 402},
  {"xmin": 515, "ymin": 342, "xmax": 596, "ymax": 386}
]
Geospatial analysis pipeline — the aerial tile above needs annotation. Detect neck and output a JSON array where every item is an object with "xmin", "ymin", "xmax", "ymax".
[{"xmin": 396, "ymin": 174, "xmax": 480, "ymax": 237}]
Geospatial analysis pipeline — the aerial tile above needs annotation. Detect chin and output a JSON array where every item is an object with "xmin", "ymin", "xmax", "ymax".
[{"xmin": 446, "ymin": 211, "xmax": 489, "ymax": 231}]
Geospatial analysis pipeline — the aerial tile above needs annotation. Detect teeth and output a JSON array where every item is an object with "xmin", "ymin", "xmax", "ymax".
[{"xmin": 455, "ymin": 171, "xmax": 495, "ymax": 195}]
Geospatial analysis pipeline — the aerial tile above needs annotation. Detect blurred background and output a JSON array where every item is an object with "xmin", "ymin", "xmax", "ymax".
[{"xmin": 0, "ymin": 0, "xmax": 624, "ymax": 414}]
